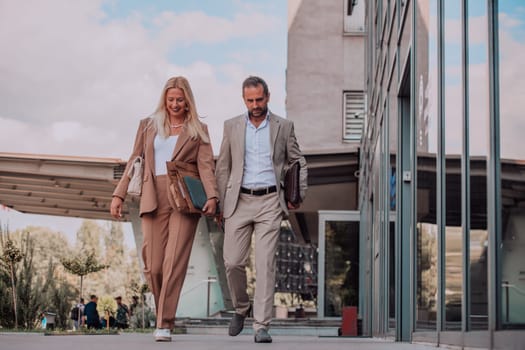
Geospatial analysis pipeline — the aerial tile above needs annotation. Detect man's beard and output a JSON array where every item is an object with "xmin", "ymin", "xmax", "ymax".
[{"xmin": 248, "ymin": 107, "xmax": 268, "ymax": 118}]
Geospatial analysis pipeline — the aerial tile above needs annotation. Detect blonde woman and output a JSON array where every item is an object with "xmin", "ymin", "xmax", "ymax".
[{"xmin": 110, "ymin": 76, "xmax": 218, "ymax": 341}]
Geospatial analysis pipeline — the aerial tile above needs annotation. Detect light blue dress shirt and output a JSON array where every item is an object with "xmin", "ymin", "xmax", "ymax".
[{"xmin": 241, "ymin": 112, "xmax": 276, "ymax": 189}]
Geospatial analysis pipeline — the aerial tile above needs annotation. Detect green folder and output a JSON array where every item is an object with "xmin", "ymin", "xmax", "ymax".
[{"xmin": 183, "ymin": 176, "xmax": 208, "ymax": 210}]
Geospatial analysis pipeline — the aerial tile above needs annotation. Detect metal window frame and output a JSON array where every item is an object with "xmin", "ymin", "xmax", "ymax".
[
  {"xmin": 317, "ymin": 210, "xmax": 361, "ymax": 319},
  {"xmin": 487, "ymin": 0, "xmax": 501, "ymax": 339},
  {"xmin": 436, "ymin": 0, "xmax": 446, "ymax": 339},
  {"xmin": 460, "ymin": 0, "xmax": 471, "ymax": 334}
]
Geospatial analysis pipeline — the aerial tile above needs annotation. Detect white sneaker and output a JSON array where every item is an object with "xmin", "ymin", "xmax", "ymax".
[{"xmin": 154, "ymin": 328, "xmax": 172, "ymax": 342}]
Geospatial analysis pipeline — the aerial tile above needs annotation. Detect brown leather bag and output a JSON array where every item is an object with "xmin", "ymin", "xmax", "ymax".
[
  {"xmin": 284, "ymin": 161, "xmax": 301, "ymax": 206},
  {"xmin": 165, "ymin": 160, "xmax": 201, "ymax": 214}
]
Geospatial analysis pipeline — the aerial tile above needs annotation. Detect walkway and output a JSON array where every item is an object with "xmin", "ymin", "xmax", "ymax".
[{"xmin": 0, "ymin": 332, "xmax": 437, "ymax": 350}]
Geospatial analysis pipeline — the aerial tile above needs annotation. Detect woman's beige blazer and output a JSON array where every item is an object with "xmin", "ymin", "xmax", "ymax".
[{"xmin": 113, "ymin": 118, "xmax": 218, "ymax": 216}]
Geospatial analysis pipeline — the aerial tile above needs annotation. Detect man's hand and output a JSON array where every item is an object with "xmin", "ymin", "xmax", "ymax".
[
  {"xmin": 214, "ymin": 212, "xmax": 224, "ymax": 232},
  {"xmin": 287, "ymin": 201, "xmax": 300, "ymax": 210}
]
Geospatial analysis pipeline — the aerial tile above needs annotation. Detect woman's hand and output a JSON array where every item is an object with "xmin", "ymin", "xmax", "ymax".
[
  {"xmin": 110, "ymin": 196, "xmax": 123, "ymax": 219},
  {"xmin": 202, "ymin": 198, "xmax": 218, "ymax": 217}
]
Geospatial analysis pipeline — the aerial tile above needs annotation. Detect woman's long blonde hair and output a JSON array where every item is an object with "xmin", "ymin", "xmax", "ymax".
[{"xmin": 150, "ymin": 76, "xmax": 209, "ymax": 143}]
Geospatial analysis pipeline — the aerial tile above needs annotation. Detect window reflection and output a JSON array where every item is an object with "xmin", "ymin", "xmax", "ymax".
[
  {"xmin": 415, "ymin": 0, "xmax": 438, "ymax": 329},
  {"xmin": 389, "ymin": 221, "xmax": 395, "ymax": 326},
  {"xmin": 498, "ymin": 0, "xmax": 525, "ymax": 329},
  {"xmin": 443, "ymin": 0, "xmax": 463, "ymax": 330},
  {"xmin": 324, "ymin": 221, "xmax": 359, "ymax": 317},
  {"xmin": 389, "ymin": 76, "xmax": 397, "ymax": 330},
  {"xmin": 468, "ymin": 0, "xmax": 489, "ymax": 330},
  {"xmin": 417, "ymin": 223, "xmax": 438, "ymax": 328}
]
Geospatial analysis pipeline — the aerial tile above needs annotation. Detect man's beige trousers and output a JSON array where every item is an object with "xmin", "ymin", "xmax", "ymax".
[{"xmin": 223, "ymin": 192, "xmax": 282, "ymax": 331}]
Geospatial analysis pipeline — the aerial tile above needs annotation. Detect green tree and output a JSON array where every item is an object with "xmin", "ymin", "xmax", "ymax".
[
  {"xmin": 0, "ymin": 220, "xmax": 140, "ymax": 330},
  {"xmin": 125, "ymin": 249, "xmax": 142, "ymax": 298},
  {"xmin": 15, "ymin": 231, "xmax": 44, "ymax": 329},
  {"xmin": 61, "ymin": 251, "xmax": 107, "ymax": 322},
  {"xmin": 45, "ymin": 264, "xmax": 76, "ymax": 329},
  {"xmin": 0, "ymin": 260, "xmax": 12, "ymax": 327},
  {"xmin": 3, "ymin": 229, "xmax": 77, "ymax": 329},
  {"xmin": 129, "ymin": 281, "xmax": 150, "ymax": 329},
  {"xmin": 1, "ymin": 229, "xmax": 23, "ymax": 329},
  {"xmin": 76, "ymin": 220, "xmax": 103, "ymax": 256},
  {"xmin": 102, "ymin": 222, "xmax": 127, "ymax": 296},
  {"xmin": 74, "ymin": 220, "xmax": 107, "ymax": 295}
]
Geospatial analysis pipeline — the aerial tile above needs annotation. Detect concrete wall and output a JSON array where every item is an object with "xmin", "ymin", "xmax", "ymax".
[{"xmin": 287, "ymin": 0, "xmax": 365, "ymax": 153}]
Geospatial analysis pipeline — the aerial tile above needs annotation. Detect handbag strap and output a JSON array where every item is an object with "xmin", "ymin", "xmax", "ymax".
[{"xmin": 141, "ymin": 118, "xmax": 151, "ymax": 159}]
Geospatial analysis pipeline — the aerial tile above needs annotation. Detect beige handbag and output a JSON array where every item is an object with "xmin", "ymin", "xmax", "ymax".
[
  {"xmin": 126, "ymin": 122, "xmax": 148, "ymax": 196},
  {"xmin": 127, "ymin": 155, "xmax": 144, "ymax": 196}
]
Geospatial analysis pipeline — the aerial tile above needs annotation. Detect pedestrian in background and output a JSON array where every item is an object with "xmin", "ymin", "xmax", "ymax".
[
  {"xmin": 115, "ymin": 296, "xmax": 130, "ymax": 329},
  {"xmin": 84, "ymin": 295, "xmax": 101, "ymax": 329}
]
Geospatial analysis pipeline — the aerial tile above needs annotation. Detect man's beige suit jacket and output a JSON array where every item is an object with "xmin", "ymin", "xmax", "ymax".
[{"xmin": 215, "ymin": 113, "xmax": 307, "ymax": 219}]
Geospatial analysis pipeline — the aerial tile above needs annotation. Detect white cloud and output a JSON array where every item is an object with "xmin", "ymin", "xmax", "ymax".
[
  {"xmin": 152, "ymin": 10, "xmax": 280, "ymax": 47},
  {"xmin": 500, "ymin": 12, "xmax": 523, "ymax": 30},
  {"xmin": 0, "ymin": 0, "xmax": 286, "ymax": 244},
  {"xmin": 441, "ymin": 14, "xmax": 489, "ymax": 45},
  {"xmin": 0, "ymin": 0, "xmax": 286, "ymax": 159},
  {"xmin": 429, "ymin": 12, "xmax": 525, "ymax": 160},
  {"xmin": 499, "ymin": 28, "xmax": 525, "ymax": 160}
]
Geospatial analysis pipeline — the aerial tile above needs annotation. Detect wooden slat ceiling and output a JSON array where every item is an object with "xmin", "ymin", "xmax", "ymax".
[
  {"xmin": 2, "ymin": 151, "xmax": 523, "ymax": 228},
  {"xmin": 0, "ymin": 153, "xmax": 132, "ymax": 221},
  {"xmin": 0, "ymin": 151, "xmax": 361, "ymax": 225}
]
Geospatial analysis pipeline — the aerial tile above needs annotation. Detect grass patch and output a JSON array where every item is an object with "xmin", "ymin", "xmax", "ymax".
[
  {"xmin": 44, "ymin": 329, "xmax": 119, "ymax": 336},
  {"xmin": 1, "ymin": 327, "xmax": 186, "ymax": 335},
  {"xmin": 0, "ymin": 328, "xmax": 45, "ymax": 334},
  {"xmin": 120, "ymin": 327, "xmax": 186, "ymax": 334}
]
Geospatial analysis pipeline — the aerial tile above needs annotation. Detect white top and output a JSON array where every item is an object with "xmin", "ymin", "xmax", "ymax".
[{"xmin": 154, "ymin": 134, "xmax": 178, "ymax": 176}]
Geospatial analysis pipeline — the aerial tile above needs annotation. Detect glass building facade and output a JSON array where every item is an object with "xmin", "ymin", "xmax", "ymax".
[{"xmin": 360, "ymin": 0, "xmax": 525, "ymax": 347}]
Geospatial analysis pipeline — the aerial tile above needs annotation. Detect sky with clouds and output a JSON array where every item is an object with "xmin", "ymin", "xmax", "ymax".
[
  {"xmin": 422, "ymin": 0, "xmax": 525, "ymax": 159},
  {"xmin": 0, "ymin": 0, "xmax": 287, "ymax": 246},
  {"xmin": 0, "ymin": 0, "xmax": 287, "ymax": 158},
  {"xmin": 2, "ymin": 0, "xmax": 524, "ymax": 246}
]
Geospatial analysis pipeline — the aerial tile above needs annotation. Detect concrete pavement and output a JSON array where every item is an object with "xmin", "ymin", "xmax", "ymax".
[{"xmin": 0, "ymin": 332, "xmax": 438, "ymax": 350}]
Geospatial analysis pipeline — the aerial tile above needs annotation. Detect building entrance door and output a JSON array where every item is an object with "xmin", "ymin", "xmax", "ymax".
[{"xmin": 318, "ymin": 210, "xmax": 360, "ymax": 318}]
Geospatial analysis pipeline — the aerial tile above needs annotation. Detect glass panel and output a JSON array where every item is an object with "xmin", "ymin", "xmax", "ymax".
[
  {"xmin": 389, "ymin": 221, "xmax": 396, "ymax": 325},
  {"xmin": 372, "ymin": 134, "xmax": 381, "ymax": 329},
  {"xmin": 324, "ymin": 221, "xmax": 359, "ymax": 317},
  {"xmin": 399, "ymin": 1, "xmax": 411, "ymax": 69},
  {"xmin": 380, "ymin": 113, "xmax": 387, "ymax": 331},
  {"xmin": 443, "ymin": 0, "xmax": 463, "ymax": 331},
  {"xmin": 388, "ymin": 68, "xmax": 397, "ymax": 331},
  {"xmin": 498, "ymin": 0, "xmax": 525, "ymax": 329},
  {"xmin": 467, "ymin": 0, "xmax": 489, "ymax": 330},
  {"xmin": 415, "ymin": 0, "xmax": 438, "ymax": 330}
]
